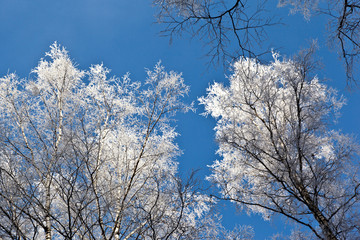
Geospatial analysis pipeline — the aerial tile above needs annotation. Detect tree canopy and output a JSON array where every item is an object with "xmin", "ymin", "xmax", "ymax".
[
  {"xmin": 200, "ymin": 50, "xmax": 360, "ymax": 239},
  {"xmin": 1, "ymin": 1, "xmax": 360, "ymax": 239},
  {"xmin": 0, "ymin": 43, "xmax": 217, "ymax": 240}
]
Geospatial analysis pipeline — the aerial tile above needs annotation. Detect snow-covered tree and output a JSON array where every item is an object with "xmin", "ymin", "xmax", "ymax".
[
  {"xmin": 200, "ymin": 50, "xmax": 360, "ymax": 239},
  {"xmin": 0, "ymin": 43, "xmax": 219, "ymax": 240}
]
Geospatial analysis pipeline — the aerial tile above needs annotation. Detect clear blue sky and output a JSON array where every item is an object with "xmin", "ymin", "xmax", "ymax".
[{"xmin": 1, "ymin": 0, "xmax": 359, "ymax": 239}]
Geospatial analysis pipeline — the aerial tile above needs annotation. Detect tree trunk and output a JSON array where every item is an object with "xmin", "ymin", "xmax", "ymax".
[{"xmin": 45, "ymin": 176, "xmax": 52, "ymax": 240}]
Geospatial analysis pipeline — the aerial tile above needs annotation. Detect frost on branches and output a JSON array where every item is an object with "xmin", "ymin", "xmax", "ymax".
[
  {"xmin": 200, "ymin": 52, "xmax": 360, "ymax": 239},
  {"xmin": 0, "ymin": 43, "xmax": 215, "ymax": 240}
]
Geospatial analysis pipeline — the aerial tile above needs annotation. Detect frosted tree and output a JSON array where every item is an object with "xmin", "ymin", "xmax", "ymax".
[
  {"xmin": 200, "ymin": 49, "xmax": 360, "ymax": 239},
  {"xmin": 0, "ymin": 43, "xmax": 220, "ymax": 240}
]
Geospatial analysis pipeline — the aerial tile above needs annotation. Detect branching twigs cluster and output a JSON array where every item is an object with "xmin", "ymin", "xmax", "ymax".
[
  {"xmin": 332, "ymin": 0, "xmax": 360, "ymax": 84},
  {"xmin": 154, "ymin": 0, "xmax": 278, "ymax": 65},
  {"xmin": 155, "ymin": 0, "xmax": 360, "ymax": 85}
]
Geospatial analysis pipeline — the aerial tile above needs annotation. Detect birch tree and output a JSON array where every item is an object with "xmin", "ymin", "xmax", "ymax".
[
  {"xmin": 200, "ymin": 50, "xmax": 360, "ymax": 239},
  {"xmin": 0, "ymin": 43, "xmax": 216, "ymax": 240}
]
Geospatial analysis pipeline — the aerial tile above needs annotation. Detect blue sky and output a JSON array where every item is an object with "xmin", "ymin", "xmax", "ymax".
[{"xmin": 1, "ymin": 0, "xmax": 360, "ymax": 239}]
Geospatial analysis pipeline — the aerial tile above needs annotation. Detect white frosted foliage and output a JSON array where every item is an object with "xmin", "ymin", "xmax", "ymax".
[
  {"xmin": 0, "ymin": 43, "xmax": 213, "ymax": 240},
  {"xmin": 200, "ymin": 53, "xmax": 360, "ymax": 239}
]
